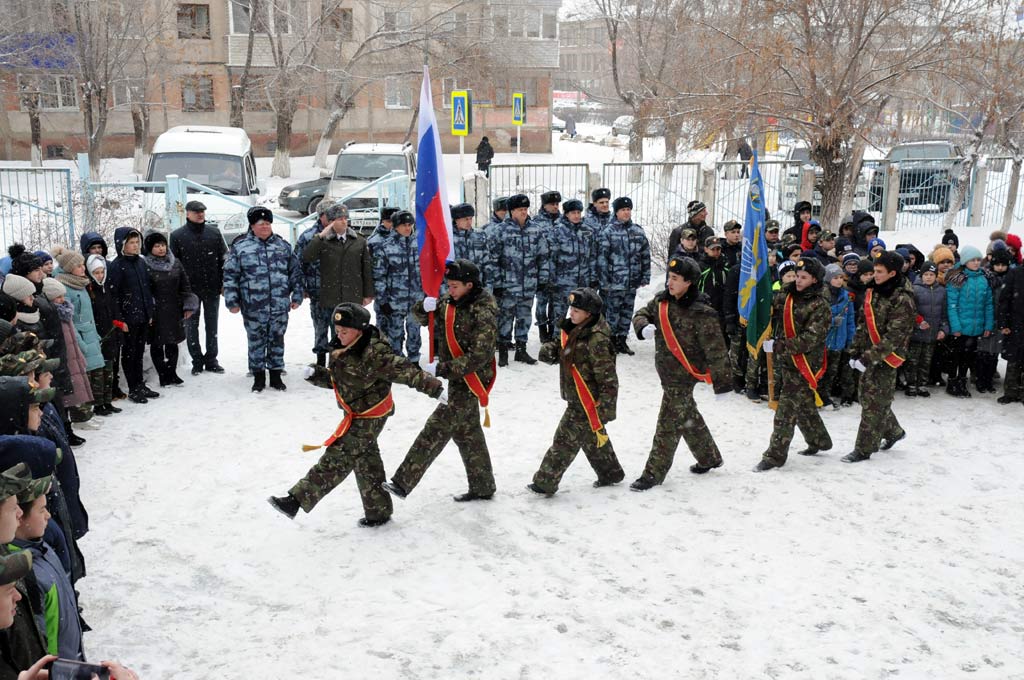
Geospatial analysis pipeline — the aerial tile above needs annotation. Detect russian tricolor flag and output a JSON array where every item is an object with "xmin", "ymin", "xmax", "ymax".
[{"xmin": 415, "ymin": 65, "xmax": 454, "ymax": 297}]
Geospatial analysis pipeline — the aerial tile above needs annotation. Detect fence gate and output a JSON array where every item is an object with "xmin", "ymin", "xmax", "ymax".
[
  {"xmin": 714, "ymin": 160, "xmax": 803, "ymax": 226},
  {"xmin": 0, "ymin": 167, "xmax": 75, "ymax": 252},
  {"xmin": 488, "ymin": 164, "xmax": 591, "ymax": 210}
]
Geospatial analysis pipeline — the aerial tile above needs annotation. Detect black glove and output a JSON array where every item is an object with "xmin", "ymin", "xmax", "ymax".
[
  {"xmin": 380, "ymin": 303, "xmax": 394, "ymax": 315},
  {"xmin": 589, "ymin": 280, "xmax": 600, "ymax": 289},
  {"xmin": 493, "ymin": 287, "xmax": 506, "ymax": 299}
]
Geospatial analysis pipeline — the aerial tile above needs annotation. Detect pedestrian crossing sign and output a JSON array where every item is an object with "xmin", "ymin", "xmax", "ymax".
[
  {"xmin": 512, "ymin": 92, "xmax": 526, "ymax": 126},
  {"xmin": 451, "ymin": 90, "xmax": 472, "ymax": 136}
]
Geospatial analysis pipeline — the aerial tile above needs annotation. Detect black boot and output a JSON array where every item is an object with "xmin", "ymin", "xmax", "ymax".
[
  {"xmin": 617, "ymin": 336, "xmax": 635, "ymax": 356},
  {"xmin": 141, "ymin": 384, "xmax": 160, "ymax": 399},
  {"xmin": 538, "ymin": 323, "xmax": 553, "ymax": 344},
  {"xmin": 128, "ymin": 389, "xmax": 148, "ymax": 404},
  {"xmin": 316, "ymin": 352, "xmax": 327, "ymax": 368},
  {"xmin": 514, "ymin": 343, "xmax": 537, "ymax": 365},
  {"xmin": 689, "ymin": 460, "xmax": 723, "ymax": 474},
  {"xmin": 880, "ymin": 430, "xmax": 906, "ymax": 451},
  {"xmin": 629, "ymin": 475, "xmax": 659, "ymax": 491},
  {"xmin": 453, "ymin": 491, "xmax": 494, "ymax": 502},
  {"xmin": 269, "ymin": 370, "xmax": 287, "ymax": 391},
  {"xmin": 358, "ymin": 516, "xmax": 391, "ymax": 527},
  {"xmin": 251, "ymin": 370, "xmax": 266, "ymax": 392},
  {"xmin": 841, "ymin": 451, "xmax": 871, "ymax": 463},
  {"xmin": 381, "ymin": 480, "xmax": 408, "ymax": 499},
  {"xmin": 267, "ymin": 494, "xmax": 300, "ymax": 519},
  {"xmin": 732, "ymin": 376, "xmax": 746, "ymax": 394},
  {"xmin": 526, "ymin": 483, "xmax": 554, "ymax": 497},
  {"xmin": 498, "ymin": 344, "xmax": 510, "ymax": 368}
]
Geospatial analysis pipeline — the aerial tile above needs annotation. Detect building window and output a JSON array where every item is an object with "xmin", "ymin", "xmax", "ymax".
[
  {"xmin": 492, "ymin": 6, "xmax": 507, "ymax": 37},
  {"xmin": 46, "ymin": 145, "xmax": 66, "ymax": 159},
  {"xmin": 230, "ymin": 0, "xmax": 266, "ymax": 33},
  {"xmin": 441, "ymin": 77, "xmax": 456, "ymax": 109},
  {"xmin": 384, "ymin": 76, "xmax": 412, "ymax": 109},
  {"xmin": 525, "ymin": 10, "xmax": 539, "ymax": 38},
  {"xmin": 495, "ymin": 82, "xmax": 508, "ymax": 107},
  {"xmin": 542, "ymin": 12, "xmax": 557, "ymax": 39},
  {"xmin": 327, "ymin": 7, "xmax": 353, "ymax": 40},
  {"xmin": 17, "ymin": 74, "xmax": 78, "ymax": 111},
  {"xmin": 508, "ymin": 6, "xmax": 523, "ymax": 37},
  {"xmin": 178, "ymin": 4, "xmax": 211, "ymax": 39},
  {"xmin": 383, "ymin": 9, "xmax": 411, "ymax": 39},
  {"xmin": 182, "ymin": 75, "xmax": 215, "ymax": 112},
  {"xmin": 112, "ymin": 78, "xmax": 147, "ymax": 109}
]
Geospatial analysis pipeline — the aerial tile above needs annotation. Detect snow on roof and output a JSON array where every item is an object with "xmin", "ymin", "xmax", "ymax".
[{"xmin": 152, "ymin": 126, "xmax": 253, "ymax": 157}]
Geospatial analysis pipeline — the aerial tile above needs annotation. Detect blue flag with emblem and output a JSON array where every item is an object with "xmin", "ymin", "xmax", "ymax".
[{"xmin": 738, "ymin": 151, "xmax": 773, "ymax": 356}]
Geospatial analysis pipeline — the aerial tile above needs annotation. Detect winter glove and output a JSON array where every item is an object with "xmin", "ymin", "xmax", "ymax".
[
  {"xmin": 850, "ymin": 358, "xmax": 867, "ymax": 373},
  {"xmin": 639, "ymin": 323, "xmax": 656, "ymax": 340},
  {"xmin": 380, "ymin": 302, "xmax": 394, "ymax": 315},
  {"xmin": 762, "ymin": 339, "xmax": 774, "ymax": 354},
  {"xmin": 423, "ymin": 296, "xmax": 438, "ymax": 312},
  {"xmin": 425, "ymin": 360, "xmax": 438, "ymax": 376},
  {"xmin": 423, "ymin": 375, "xmax": 443, "ymax": 394},
  {"xmin": 301, "ymin": 365, "xmax": 316, "ymax": 380},
  {"xmin": 437, "ymin": 385, "xmax": 449, "ymax": 405},
  {"xmin": 492, "ymin": 288, "xmax": 506, "ymax": 300}
]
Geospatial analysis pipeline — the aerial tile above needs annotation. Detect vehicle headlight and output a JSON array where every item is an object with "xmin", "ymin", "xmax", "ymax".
[{"xmin": 288, "ymin": 190, "xmax": 300, "ymax": 198}]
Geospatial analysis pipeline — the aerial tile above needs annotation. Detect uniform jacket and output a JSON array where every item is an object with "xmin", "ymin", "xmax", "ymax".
[
  {"xmin": 826, "ymin": 285, "xmax": 857, "ymax": 351},
  {"xmin": 293, "ymin": 223, "xmax": 323, "ymax": 300},
  {"xmin": 452, "ymin": 228, "xmax": 494, "ymax": 289},
  {"xmin": 107, "ymin": 228, "xmax": 155, "ymax": 325},
  {"xmin": 9, "ymin": 539, "xmax": 83, "ymax": 660},
  {"xmin": 145, "ymin": 253, "xmax": 196, "ymax": 345},
  {"xmin": 852, "ymin": 275, "xmax": 916, "ymax": 366},
  {"xmin": 168, "ymin": 220, "xmax": 226, "ymax": 297},
  {"xmin": 632, "ymin": 289, "xmax": 731, "ymax": 393},
  {"xmin": 911, "ymin": 279, "xmax": 948, "ymax": 343},
  {"xmin": 583, "ymin": 205, "xmax": 611, "ymax": 234},
  {"xmin": 548, "ymin": 216, "xmax": 597, "ymax": 289},
  {"xmin": 946, "ymin": 266, "xmax": 994, "ymax": 337},
  {"xmin": 770, "ymin": 282, "xmax": 831, "ymax": 374},
  {"xmin": 596, "ymin": 218, "xmax": 651, "ymax": 291},
  {"xmin": 997, "ymin": 266, "xmax": 1024, "ymax": 361},
  {"xmin": 372, "ymin": 231, "xmax": 421, "ymax": 312},
  {"xmin": 490, "ymin": 217, "xmax": 550, "ymax": 296},
  {"xmin": 302, "ymin": 230, "xmax": 372, "ymax": 308},
  {"xmin": 413, "ymin": 286, "xmax": 497, "ymax": 386},
  {"xmin": 366, "ymin": 224, "xmax": 393, "ymax": 258},
  {"xmin": 223, "ymin": 230, "xmax": 303, "ymax": 320},
  {"xmin": 539, "ymin": 314, "xmax": 617, "ymax": 421}
]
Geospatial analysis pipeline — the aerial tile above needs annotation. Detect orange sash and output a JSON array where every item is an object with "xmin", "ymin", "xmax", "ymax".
[
  {"xmin": 302, "ymin": 380, "xmax": 394, "ymax": 451},
  {"xmin": 783, "ymin": 294, "xmax": 828, "ymax": 406},
  {"xmin": 864, "ymin": 289, "xmax": 905, "ymax": 368},
  {"xmin": 561, "ymin": 330, "xmax": 609, "ymax": 447},
  {"xmin": 445, "ymin": 303, "xmax": 496, "ymax": 427},
  {"xmin": 658, "ymin": 301, "xmax": 712, "ymax": 384}
]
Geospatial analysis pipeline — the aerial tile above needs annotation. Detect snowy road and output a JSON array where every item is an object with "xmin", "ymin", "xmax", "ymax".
[{"xmin": 73, "ymin": 281, "xmax": 1024, "ymax": 679}]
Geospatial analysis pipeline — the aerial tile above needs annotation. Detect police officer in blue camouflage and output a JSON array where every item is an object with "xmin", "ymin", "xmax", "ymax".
[
  {"xmin": 224, "ymin": 206, "xmax": 304, "ymax": 392},
  {"xmin": 533, "ymin": 190, "xmax": 562, "ymax": 343},
  {"xmin": 367, "ymin": 207, "xmax": 399, "ymax": 339},
  {"xmin": 451, "ymin": 203, "xmax": 493, "ymax": 288},
  {"xmin": 584, "ymin": 187, "xmax": 612, "ymax": 233},
  {"xmin": 293, "ymin": 200, "xmax": 333, "ymax": 366},
  {"xmin": 489, "ymin": 193, "xmax": 549, "ymax": 366},
  {"xmin": 372, "ymin": 210, "xmax": 422, "ymax": 362},
  {"xmin": 596, "ymin": 196, "xmax": 651, "ymax": 355},
  {"xmin": 484, "ymin": 197, "xmax": 509, "ymax": 239},
  {"xmin": 548, "ymin": 198, "xmax": 598, "ymax": 326}
]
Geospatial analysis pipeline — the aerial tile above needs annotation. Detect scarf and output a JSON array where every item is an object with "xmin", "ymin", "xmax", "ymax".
[
  {"xmin": 16, "ymin": 303, "xmax": 39, "ymax": 325},
  {"xmin": 56, "ymin": 272, "xmax": 90, "ymax": 290},
  {"xmin": 56, "ymin": 300, "xmax": 74, "ymax": 322},
  {"xmin": 144, "ymin": 251, "xmax": 176, "ymax": 272},
  {"xmin": 559, "ymin": 317, "xmax": 593, "ymax": 372}
]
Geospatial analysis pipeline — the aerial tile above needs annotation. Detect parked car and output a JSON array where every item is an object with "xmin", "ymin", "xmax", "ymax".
[
  {"xmin": 278, "ymin": 177, "xmax": 329, "ymax": 216},
  {"xmin": 323, "ymin": 142, "xmax": 417, "ymax": 235},
  {"xmin": 552, "ymin": 116, "xmax": 566, "ymax": 133},
  {"xmin": 868, "ymin": 140, "xmax": 964, "ymax": 212},
  {"xmin": 611, "ymin": 115, "xmax": 665, "ymax": 137}
]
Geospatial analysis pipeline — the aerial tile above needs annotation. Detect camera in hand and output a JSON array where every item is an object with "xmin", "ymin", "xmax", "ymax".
[{"xmin": 47, "ymin": 659, "xmax": 110, "ymax": 680}]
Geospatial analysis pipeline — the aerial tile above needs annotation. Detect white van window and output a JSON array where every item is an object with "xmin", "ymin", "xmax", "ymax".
[
  {"xmin": 150, "ymin": 153, "xmax": 245, "ymax": 194},
  {"xmin": 334, "ymin": 154, "xmax": 406, "ymax": 181}
]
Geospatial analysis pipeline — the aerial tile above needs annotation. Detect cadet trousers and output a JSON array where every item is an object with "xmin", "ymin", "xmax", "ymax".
[
  {"xmin": 497, "ymin": 293, "xmax": 534, "ymax": 345},
  {"xmin": 763, "ymin": 368, "xmax": 833, "ymax": 465},
  {"xmin": 87, "ymin": 361, "xmax": 113, "ymax": 407},
  {"xmin": 640, "ymin": 385, "xmax": 722, "ymax": 482},
  {"xmin": 290, "ymin": 417, "xmax": 392, "ymax": 521},
  {"xmin": 905, "ymin": 341, "xmax": 936, "ymax": 390},
  {"xmin": 392, "ymin": 383, "xmax": 495, "ymax": 496},
  {"xmin": 531, "ymin": 404, "xmax": 623, "ymax": 493},
  {"xmin": 853, "ymin": 363, "xmax": 903, "ymax": 455}
]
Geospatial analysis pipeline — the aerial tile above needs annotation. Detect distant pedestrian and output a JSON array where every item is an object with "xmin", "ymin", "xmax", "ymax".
[{"xmin": 475, "ymin": 136, "xmax": 494, "ymax": 176}]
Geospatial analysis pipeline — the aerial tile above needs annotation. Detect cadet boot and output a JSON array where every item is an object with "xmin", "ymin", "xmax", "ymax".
[
  {"xmin": 93, "ymin": 404, "xmax": 112, "ymax": 417},
  {"xmin": 797, "ymin": 447, "xmax": 821, "ymax": 456},
  {"xmin": 269, "ymin": 370, "xmax": 287, "ymax": 391},
  {"xmin": 538, "ymin": 324, "xmax": 553, "ymax": 344},
  {"xmin": 593, "ymin": 471, "xmax": 625, "ymax": 488},
  {"xmin": 514, "ymin": 343, "xmax": 537, "ymax": 365},
  {"xmin": 358, "ymin": 516, "xmax": 391, "ymax": 528},
  {"xmin": 880, "ymin": 430, "xmax": 906, "ymax": 451},
  {"xmin": 525, "ymin": 483, "xmax": 554, "ymax": 497},
  {"xmin": 617, "ymin": 336, "xmax": 635, "ymax": 356},
  {"xmin": 381, "ymin": 480, "xmax": 408, "ymax": 499},
  {"xmin": 629, "ymin": 476, "xmax": 659, "ymax": 492},
  {"xmin": 268, "ymin": 494, "xmax": 300, "ymax": 520},
  {"xmin": 956, "ymin": 377, "xmax": 972, "ymax": 398},
  {"xmin": 732, "ymin": 376, "xmax": 746, "ymax": 394},
  {"xmin": 316, "ymin": 352, "xmax": 327, "ymax": 367},
  {"xmin": 841, "ymin": 451, "xmax": 871, "ymax": 463},
  {"xmin": 916, "ymin": 387, "xmax": 930, "ymax": 397},
  {"xmin": 945, "ymin": 379, "xmax": 958, "ymax": 396},
  {"xmin": 745, "ymin": 387, "xmax": 762, "ymax": 403},
  {"xmin": 689, "ymin": 460, "xmax": 723, "ymax": 474},
  {"xmin": 251, "ymin": 370, "xmax": 266, "ymax": 392},
  {"xmin": 997, "ymin": 395, "xmax": 1020, "ymax": 404},
  {"xmin": 106, "ymin": 403, "xmax": 122, "ymax": 413},
  {"xmin": 498, "ymin": 344, "xmax": 510, "ymax": 367},
  {"xmin": 453, "ymin": 491, "xmax": 493, "ymax": 502},
  {"xmin": 205, "ymin": 361, "xmax": 225, "ymax": 374},
  {"xmin": 752, "ymin": 458, "xmax": 781, "ymax": 472}
]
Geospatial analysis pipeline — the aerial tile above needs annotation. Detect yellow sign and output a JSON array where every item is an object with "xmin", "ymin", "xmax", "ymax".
[
  {"xmin": 451, "ymin": 90, "xmax": 471, "ymax": 136},
  {"xmin": 765, "ymin": 131, "xmax": 779, "ymax": 153},
  {"xmin": 512, "ymin": 92, "xmax": 526, "ymax": 126}
]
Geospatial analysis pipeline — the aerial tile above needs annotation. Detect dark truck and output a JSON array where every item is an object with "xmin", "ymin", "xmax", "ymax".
[{"xmin": 869, "ymin": 141, "xmax": 964, "ymax": 212}]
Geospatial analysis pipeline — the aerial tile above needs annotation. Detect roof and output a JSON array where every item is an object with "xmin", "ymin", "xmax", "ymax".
[
  {"xmin": 152, "ymin": 126, "xmax": 252, "ymax": 157},
  {"xmin": 341, "ymin": 143, "xmax": 411, "ymax": 155}
]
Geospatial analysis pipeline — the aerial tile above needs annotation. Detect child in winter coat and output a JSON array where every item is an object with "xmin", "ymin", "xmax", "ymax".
[
  {"xmin": 108, "ymin": 227, "xmax": 158, "ymax": 403},
  {"xmin": 41, "ymin": 279, "xmax": 96, "ymax": 424},
  {"xmin": 85, "ymin": 254, "xmax": 123, "ymax": 416},
  {"xmin": 976, "ymin": 250, "xmax": 1011, "ymax": 392},
  {"xmin": 906, "ymin": 262, "xmax": 948, "ymax": 397},
  {"xmin": 945, "ymin": 245, "xmax": 994, "ymax": 397},
  {"xmin": 821, "ymin": 264, "xmax": 856, "ymax": 408}
]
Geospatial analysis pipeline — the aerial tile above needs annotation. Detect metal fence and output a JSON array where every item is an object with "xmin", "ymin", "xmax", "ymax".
[
  {"xmin": 488, "ymin": 164, "xmax": 591, "ymax": 209},
  {"xmin": 714, "ymin": 160, "xmax": 802, "ymax": 225},
  {"xmin": 0, "ymin": 167, "xmax": 75, "ymax": 252},
  {"xmin": 601, "ymin": 161, "xmax": 702, "ymax": 229}
]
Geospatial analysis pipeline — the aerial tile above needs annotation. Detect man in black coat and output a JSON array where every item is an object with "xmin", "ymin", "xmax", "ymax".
[
  {"xmin": 170, "ymin": 200, "xmax": 227, "ymax": 375},
  {"xmin": 667, "ymin": 201, "xmax": 715, "ymax": 262},
  {"xmin": 997, "ymin": 264, "xmax": 1024, "ymax": 404},
  {"xmin": 697, "ymin": 237, "xmax": 730, "ymax": 344},
  {"xmin": 721, "ymin": 220, "xmax": 743, "ymax": 268}
]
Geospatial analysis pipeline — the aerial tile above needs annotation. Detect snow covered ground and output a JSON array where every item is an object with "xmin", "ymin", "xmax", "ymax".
[{"xmin": 71, "ymin": 225, "xmax": 1024, "ymax": 680}]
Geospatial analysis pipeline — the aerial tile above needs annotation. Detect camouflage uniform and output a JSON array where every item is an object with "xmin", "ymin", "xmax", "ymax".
[
  {"xmin": 597, "ymin": 218, "xmax": 651, "ymax": 339},
  {"xmin": 367, "ymin": 223, "xmax": 394, "ymax": 337},
  {"xmin": 489, "ymin": 217, "xmax": 550, "ymax": 346},
  {"xmin": 390, "ymin": 288, "xmax": 498, "ymax": 496},
  {"xmin": 532, "ymin": 208, "xmax": 561, "ymax": 334},
  {"xmin": 532, "ymin": 315, "xmax": 624, "ymax": 492},
  {"xmin": 372, "ymin": 231, "xmax": 423, "ymax": 361},
  {"xmin": 548, "ymin": 216, "xmax": 598, "ymax": 324},
  {"xmin": 761, "ymin": 284, "xmax": 833, "ymax": 466},
  {"xmin": 294, "ymin": 222, "xmax": 332, "ymax": 355},
  {"xmin": 223, "ymin": 230, "xmax": 303, "ymax": 372},
  {"xmin": 849, "ymin": 278, "xmax": 916, "ymax": 456},
  {"xmin": 453, "ymin": 227, "xmax": 494, "ymax": 290},
  {"xmin": 289, "ymin": 329, "xmax": 443, "ymax": 519},
  {"xmin": 583, "ymin": 204, "xmax": 611, "ymax": 234},
  {"xmin": 632, "ymin": 290, "xmax": 731, "ymax": 481}
]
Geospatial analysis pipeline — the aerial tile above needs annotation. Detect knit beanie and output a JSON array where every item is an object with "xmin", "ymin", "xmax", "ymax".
[
  {"xmin": 930, "ymin": 246, "xmax": 955, "ymax": 264},
  {"xmin": 41, "ymin": 278, "xmax": 66, "ymax": 301},
  {"xmin": 33, "ymin": 251, "xmax": 52, "ymax": 265},
  {"xmin": 7, "ymin": 245, "xmax": 42, "ymax": 277},
  {"xmin": 841, "ymin": 252, "xmax": 861, "ymax": 266},
  {"xmin": 50, "ymin": 245, "xmax": 84, "ymax": 273},
  {"xmin": 958, "ymin": 245, "xmax": 982, "ymax": 264},
  {"xmin": 86, "ymin": 254, "xmax": 106, "ymax": 274},
  {"xmin": 1, "ymin": 275, "xmax": 35, "ymax": 302},
  {"xmin": 824, "ymin": 263, "xmax": 844, "ymax": 283}
]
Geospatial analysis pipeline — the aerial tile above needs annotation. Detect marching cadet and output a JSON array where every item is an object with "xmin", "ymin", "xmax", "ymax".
[
  {"xmin": 533, "ymin": 190, "xmax": 562, "ymax": 343},
  {"xmin": 372, "ymin": 210, "xmax": 422, "ymax": 362},
  {"xmin": 630, "ymin": 256, "xmax": 732, "ymax": 491},
  {"xmin": 383, "ymin": 260, "xmax": 498, "ymax": 503},
  {"xmin": 754, "ymin": 257, "xmax": 834, "ymax": 472},
  {"xmin": 268, "ymin": 303, "xmax": 445, "ymax": 526},
  {"xmin": 842, "ymin": 251, "xmax": 916, "ymax": 462},
  {"xmin": 596, "ymin": 196, "xmax": 651, "ymax": 355},
  {"xmin": 490, "ymin": 194, "xmax": 549, "ymax": 366},
  {"xmin": 548, "ymin": 199, "xmax": 598, "ymax": 325},
  {"xmin": 527, "ymin": 288, "xmax": 624, "ymax": 496},
  {"xmin": 451, "ymin": 203, "xmax": 493, "ymax": 289}
]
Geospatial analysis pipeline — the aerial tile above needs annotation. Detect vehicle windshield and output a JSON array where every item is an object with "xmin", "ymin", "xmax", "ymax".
[
  {"xmin": 148, "ymin": 153, "xmax": 245, "ymax": 194},
  {"xmin": 334, "ymin": 154, "xmax": 407, "ymax": 181},
  {"xmin": 888, "ymin": 145, "xmax": 954, "ymax": 162}
]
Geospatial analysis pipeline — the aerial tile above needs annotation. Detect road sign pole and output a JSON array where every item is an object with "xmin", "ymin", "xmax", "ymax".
[{"xmin": 459, "ymin": 136, "xmax": 465, "ymax": 201}]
